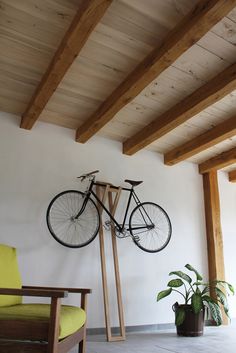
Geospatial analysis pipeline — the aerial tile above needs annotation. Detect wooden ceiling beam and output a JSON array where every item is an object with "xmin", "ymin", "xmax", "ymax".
[
  {"xmin": 20, "ymin": 0, "xmax": 112, "ymax": 130},
  {"xmin": 228, "ymin": 170, "xmax": 236, "ymax": 183},
  {"xmin": 199, "ymin": 147, "xmax": 236, "ymax": 174},
  {"xmin": 76, "ymin": 0, "xmax": 236, "ymax": 143},
  {"xmin": 164, "ymin": 115, "xmax": 236, "ymax": 166},
  {"xmin": 123, "ymin": 62, "xmax": 236, "ymax": 155}
]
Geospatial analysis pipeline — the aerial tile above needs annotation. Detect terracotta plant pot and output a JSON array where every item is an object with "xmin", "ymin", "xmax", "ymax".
[{"xmin": 173, "ymin": 303, "xmax": 205, "ymax": 337}]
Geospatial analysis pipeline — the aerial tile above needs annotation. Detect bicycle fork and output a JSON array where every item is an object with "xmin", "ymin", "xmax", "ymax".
[{"xmin": 74, "ymin": 193, "xmax": 90, "ymax": 220}]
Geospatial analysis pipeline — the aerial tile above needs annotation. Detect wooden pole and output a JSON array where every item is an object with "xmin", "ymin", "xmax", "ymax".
[
  {"xmin": 108, "ymin": 190, "xmax": 126, "ymax": 341},
  {"xmin": 202, "ymin": 170, "xmax": 228, "ymax": 325},
  {"xmin": 96, "ymin": 183, "xmax": 126, "ymax": 341},
  {"xmin": 96, "ymin": 185, "xmax": 112, "ymax": 340}
]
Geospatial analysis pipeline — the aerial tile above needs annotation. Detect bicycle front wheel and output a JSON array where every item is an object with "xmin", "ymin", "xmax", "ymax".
[
  {"xmin": 129, "ymin": 202, "xmax": 172, "ymax": 253},
  {"xmin": 46, "ymin": 190, "xmax": 100, "ymax": 248}
]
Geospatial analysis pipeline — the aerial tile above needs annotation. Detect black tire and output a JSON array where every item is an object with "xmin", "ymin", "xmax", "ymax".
[
  {"xmin": 129, "ymin": 202, "xmax": 172, "ymax": 253},
  {"xmin": 46, "ymin": 190, "xmax": 100, "ymax": 248}
]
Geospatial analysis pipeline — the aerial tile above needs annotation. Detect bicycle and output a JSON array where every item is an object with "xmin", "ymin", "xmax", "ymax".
[{"xmin": 46, "ymin": 170, "xmax": 172, "ymax": 253}]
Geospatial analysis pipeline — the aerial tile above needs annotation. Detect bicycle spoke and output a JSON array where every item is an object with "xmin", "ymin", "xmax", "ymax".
[
  {"xmin": 47, "ymin": 191, "xmax": 100, "ymax": 248},
  {"xmin": 129, "ymin": 202, "xmax": 171, "ymax": 253}
]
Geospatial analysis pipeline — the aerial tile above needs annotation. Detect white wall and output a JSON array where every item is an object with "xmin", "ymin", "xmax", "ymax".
[
  {"xmin": 0, "ymin": 112, "xmax": 209, "ymax": 328},
  {"xmin": 219, "ymin": 172, "xmax": 236, "ymax": 318}
]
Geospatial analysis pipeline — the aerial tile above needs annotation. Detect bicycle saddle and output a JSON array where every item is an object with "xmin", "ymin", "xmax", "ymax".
[{"xmin": 125, "ymin": 179, "xmax": 143, "ymax": 187}]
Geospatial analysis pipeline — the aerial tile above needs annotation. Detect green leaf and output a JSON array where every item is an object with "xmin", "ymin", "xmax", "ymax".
[
  {"xmin": 202, "ymin": 295, "xmax": 217, "ymax": 305},
  {"xmin": 169, "ymin": 271, "xmax": 192, "ymax": 284},
  {"xmin": 175, "ymin": 307, "xmax": 186, "ymax": 326},
  {"xmin": 157, "ymin": 288, "xmax": 172, "ymax": 302},
  {"xmin": 212, "ymin": 280, "xmax": 235, "ymax": 295},
  {"xmin": 191, "ymin": 293, "xmax": 203, "ymax": 314},
  {"xmin": 202, "ymin": 296, "xmax": 222, "ymax": 325},
  {"xmin": 185, "ymin": 264, "xmax": 203, "ymax": 281},
  {"xmin": 208, "ymin": 301, "xmax": 222, "ymax": 326},
  {"xmin": 215, "ymin": 287, "xmax": 227, "ymax": 305},
  {"xmin": 201, "ymin": 286, "xmax": 209, "ymax": 295},
  {"xmin": 202, "ymin": 296, "xmax": 214, "ymax": 320},
  {"xmin": 193, "ymin": 282, "xmax": 203, "ymax": 286},
  {"xmin": 228, "ymin": 283, "xmax": 235, "ymax": 295},
  {"xmin": 196, "ymin": 287, "xmax": 201, "ymax": 295},
  {"xmin": 215, "ymin": 287, "xmax": 230, "ymax": 318},
  {"xmin": 168, "ymin": 279, "xmax": 184, "ymax": 288}
]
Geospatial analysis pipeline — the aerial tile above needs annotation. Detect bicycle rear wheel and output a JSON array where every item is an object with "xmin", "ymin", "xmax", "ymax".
[
  {"xmin": 46, "ymin": 190, "xmax": 100, "ymax": 248},
  {"xmin": 129, "ymin": 202, "xmax": 172, "ymax": 253}
]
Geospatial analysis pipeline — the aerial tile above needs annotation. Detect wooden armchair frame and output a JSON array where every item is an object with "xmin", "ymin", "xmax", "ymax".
[{"xmin": 0, "ymin": 286, "xmax": 91, "ymax": 353}]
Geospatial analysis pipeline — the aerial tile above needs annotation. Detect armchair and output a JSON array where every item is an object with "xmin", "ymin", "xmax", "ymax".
[{"xmin": 0, "ymin": 244, "xmax": 91, "ymax": 353}]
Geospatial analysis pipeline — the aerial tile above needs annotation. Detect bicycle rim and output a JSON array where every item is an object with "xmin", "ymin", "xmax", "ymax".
[
  {"xmin": 46, "ymin": 190, "xmax": 100, "ymax": 248},
  {"xmin": 129, "ymin": 202, "xmax": 172, "ymax": 253}
]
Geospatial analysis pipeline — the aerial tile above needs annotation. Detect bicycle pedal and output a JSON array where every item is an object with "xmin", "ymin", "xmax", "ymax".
[
  {"xmin": 103, "ymin": 221, "xmax": 111, "ymax": 231},
  {"xmin": 134, "ymin": 236, "xmax": 140, "ymax": 242}
]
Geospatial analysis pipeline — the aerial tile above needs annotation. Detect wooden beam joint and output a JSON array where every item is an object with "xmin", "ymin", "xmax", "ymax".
[
  {"xmin": 199, "ymin": 146, "xmax": 236, "ymax": 174},
  {"xmin": 164, "ymin": 115, "xmax": 236, "ymax": 166},
  {"xmin": 228, "ymin": 169, "xmax": 236, "ymax": 182}
]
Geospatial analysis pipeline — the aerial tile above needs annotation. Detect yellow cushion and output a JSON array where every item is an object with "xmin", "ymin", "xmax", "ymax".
[
  {"xmin": 0, "ymin": 304, "xmax": 86, "ymax": 339},
  {"xmin": 0, "ymin": 244, "xmax": 22, "ymax": 307}
]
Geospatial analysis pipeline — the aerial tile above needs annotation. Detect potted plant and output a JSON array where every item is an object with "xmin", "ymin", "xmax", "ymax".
[{"xmin": 157, "ymin": 264, "xmax": 234, "ymax": 336}]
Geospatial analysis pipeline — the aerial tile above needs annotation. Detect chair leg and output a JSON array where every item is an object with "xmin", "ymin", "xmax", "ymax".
[
  {"xmin": 79, "ymin": 293, "xmax": 87, "ymax": 353},
  {"xmin": 48, "ymin": 297, "xmax": 61, "ymax": 353},
  {"xmin": 78, "ymin": 337, "xmax": 85, "ymax": 353}
]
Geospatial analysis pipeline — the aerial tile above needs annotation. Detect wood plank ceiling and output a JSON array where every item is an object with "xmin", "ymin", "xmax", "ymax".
[{"xmin": 0, "ymin": 0, "xmax": 236, "ymax": 179}]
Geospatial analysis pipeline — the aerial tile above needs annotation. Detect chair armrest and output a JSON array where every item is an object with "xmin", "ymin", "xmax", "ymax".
[
  {"xmin": 0, "ymin": 288, "xmax": 68, "ymax": 298},
  {"xmin": 22, "ymin": 285, "xmax": 92, "ymax": 294}
]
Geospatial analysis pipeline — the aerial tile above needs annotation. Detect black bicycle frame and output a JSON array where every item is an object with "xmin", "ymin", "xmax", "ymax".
[{"xmin": 76, "ymin": 179, "xmax": 145, "ymax": 232}]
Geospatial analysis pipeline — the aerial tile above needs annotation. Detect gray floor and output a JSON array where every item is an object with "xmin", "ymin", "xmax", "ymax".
[{"xmin": 74, "ymin": 324, "xmax": 236, "ymax": 353}]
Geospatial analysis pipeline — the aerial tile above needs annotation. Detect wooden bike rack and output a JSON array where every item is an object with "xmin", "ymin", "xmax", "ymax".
[{"xmin": 96, "ymin": 182, "xmax": 126, "ymax": 342}]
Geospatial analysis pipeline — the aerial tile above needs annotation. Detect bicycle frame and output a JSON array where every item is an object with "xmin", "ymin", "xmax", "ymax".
[
  {"xmin": 47, "ymin": 172, "xmax": 172, "ymax": 252},
  {"xmin": 76, "ymin": 178, "xmax": 146, "ymax": 232}
]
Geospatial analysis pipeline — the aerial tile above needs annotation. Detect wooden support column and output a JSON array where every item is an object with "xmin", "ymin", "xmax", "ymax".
[{"xmin": 202, "ymin": 170, "xmax": 227, "ymax": 325}]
